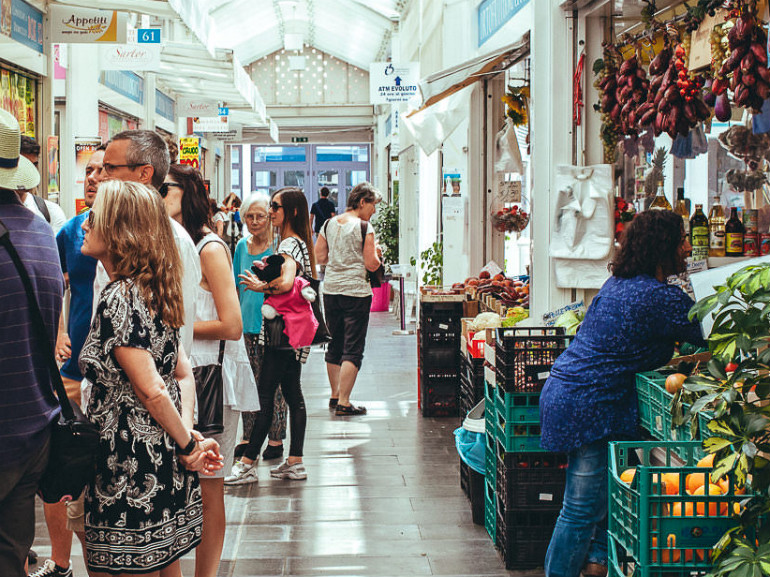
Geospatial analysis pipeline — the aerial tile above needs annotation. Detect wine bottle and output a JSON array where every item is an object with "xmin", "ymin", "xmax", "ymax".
[
  {"xmin": 690, "ymin": 204, "xmax": 709, "ymax": 261},
  {"xmin": 674, "ymin": 188, "xmax": 690, "ymax": 236},
  {"xmin": 725, "ymin": 207, "xmax": 745, "ymax": 257},
  {"xmin": 649, "ymin": 181, "xmax": 672, "ymax": 210},
  {"xmin": 708, "ymin": 196, "xmax": 726, "ymax": 257}
]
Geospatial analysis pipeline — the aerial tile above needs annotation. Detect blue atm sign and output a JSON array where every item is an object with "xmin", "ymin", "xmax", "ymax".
[
  {"xmin": 137, "ymin": 28, "xmax": 161, "ymax": 44},
  {"xmin": 477, "ymin": 0, "xmax": 529, "ymax": 47}
]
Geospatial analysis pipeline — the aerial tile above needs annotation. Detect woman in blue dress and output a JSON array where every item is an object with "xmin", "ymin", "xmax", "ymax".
[{"xmin": 540, "ymin": 210, "xmax": 706, "ymax": 577}]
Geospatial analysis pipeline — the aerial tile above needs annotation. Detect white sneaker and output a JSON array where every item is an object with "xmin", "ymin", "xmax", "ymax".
[
  {"xmin": 270, "ymin": 459, "xmax": 307, "ymax": 480},
  {"xmin": 224, "ymin": 459, "xmax": 258, "ymax": 485}
]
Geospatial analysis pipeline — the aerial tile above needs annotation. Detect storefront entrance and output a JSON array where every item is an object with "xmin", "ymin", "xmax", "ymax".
[{"xmin": 250, "ymin": 144, "xmax": 370, "ymax": 210}]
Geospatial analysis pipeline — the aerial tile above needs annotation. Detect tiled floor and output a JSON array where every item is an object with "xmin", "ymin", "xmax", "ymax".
[{"xmin": 30, "ymin": 313, "xmax": 535, "ymax": 576}]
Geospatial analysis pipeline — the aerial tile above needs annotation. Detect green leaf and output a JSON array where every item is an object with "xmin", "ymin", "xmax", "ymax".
[
  {"xmin": 704, "ymin": 436, "xmax": 734, "ymax": 453},
  {"xmin": 708, "ymin": 418, "xmax": 740, "ymax": 437},
  {"xmin": 691, "ymin": 294, "xmax": 720, "ymax": 321},
  {"xmin": 713, "ymin": 451, "xmax": 740, "ymax": 481}
]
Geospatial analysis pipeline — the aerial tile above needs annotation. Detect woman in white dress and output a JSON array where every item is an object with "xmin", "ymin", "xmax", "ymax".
[{"xmin": 162, "ymin": 164, "xmax": 259, "ymax": 577}]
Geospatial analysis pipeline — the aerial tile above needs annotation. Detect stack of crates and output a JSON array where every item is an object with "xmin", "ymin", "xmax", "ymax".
[
  {"xmin": 459, "ymin": 346, "xmax": 486, "ymax": 524},
  {"xmin": 488, "ymin": 327, "xmax": 571, "ymax": 569},
  {"xmin": 418, "ymin": 299, "xmax": 464, "ymax": 417},
  {"xmin": 460, "ymin": 347, "xmax": 485, "ymax": 424}
]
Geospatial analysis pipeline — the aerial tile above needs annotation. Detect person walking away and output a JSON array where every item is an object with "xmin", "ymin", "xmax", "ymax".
[
  {"xmin": 540, "ymin": 210, "xmax": 706, "ymax": 577},
  {"xmin": 0, "ymin": 109, "xmax": 65, "ymax": 577},
  {"xmin": 232, "ymin": 192, "xmax": 287, "ymax": 462},
  {"xmin": 310, "ymin": 186, "xmax": 337, "ymax": 240},
  {"xmin": 163, "ymin": 163, "xmax": 259, "ymax": 577},
  {"xmin": 211, "ymin": 198, "xmax": 227, "ymax": 240},
  {"xmin": 30, "ymin": 145, "xmax": 106, "ymax": 577},
  {"xmin": 227, "ymin": 187, "xmax": 316, "ymax": 484},
  {"xmin": 315, "ymin": 182, "xmax": 382, "ymax": 415},
  {"xmin": 78, "ymin": 180, "xmax": 222, "ymax": 576},
  {"xmin": 17, "ymin": 136, "xmax": 66, "ymax": 233}
]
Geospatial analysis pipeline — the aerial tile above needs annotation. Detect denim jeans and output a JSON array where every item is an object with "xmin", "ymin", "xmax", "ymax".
[{"xmin": 544, "ymin": 439, "xmax": 608, "ymax": 577}]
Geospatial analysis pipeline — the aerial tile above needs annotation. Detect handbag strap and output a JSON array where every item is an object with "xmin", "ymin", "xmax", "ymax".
[
  {"xmin": 217, "ymin": 339, "xmax": 225, "ymax": 365},
  {"xmin": 0, "ymin": 218, "xmax": 74, "ymax": 422},
  {"xmin": 360, "ymin": 220, "xmax": 368, "ymax": 250},
  {"xmin": 196, "ymin": 234, "xmax": 227, "ymax": 366}
]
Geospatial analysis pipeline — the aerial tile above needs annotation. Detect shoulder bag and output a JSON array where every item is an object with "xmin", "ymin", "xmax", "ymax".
[
  {"xmin": 296, "ymin": 238, "xmax": 331, "ymax": 345},
  {"xmin": 360, "ymin": 220, "xmax": 385, "ymax": 288},
  {"xmin": 192, "ymin": 235, "xmax": 227, "ymax": 434},
  {"xmin": 0, "ymin": 218, "xmax": 99, "ymax": 504}
]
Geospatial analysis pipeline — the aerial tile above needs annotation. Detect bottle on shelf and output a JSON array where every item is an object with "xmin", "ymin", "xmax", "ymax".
[
  {"xmin": 690, "ymin": 204, "xmax": 710, "ymax": 261},
  {"xmin": 743, "ymin": 208, "xmax": 759, "ymax": 257},
  {"xmin": 649, "ymin": 181, "xmax": 672, "ymax": 210},
  {"xmin": 674, "ymin": 188, "xmax": 690, "ymax": 236},
  {"xmin": 725, "ymin": 207, "xmax": 745, "ymax": 257},
  {"xmin": 708, "ymin": 196, "xmax": 726, "ymax": 257}
]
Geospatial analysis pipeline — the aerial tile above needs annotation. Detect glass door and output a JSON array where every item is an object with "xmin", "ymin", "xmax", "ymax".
[
  {"xmin": 252, "ymin": 169, "xmax": 278, "ymax": 196},
  {"xmin": 316, "ymin": 169, "xmax": 340, "ymax": 208}
]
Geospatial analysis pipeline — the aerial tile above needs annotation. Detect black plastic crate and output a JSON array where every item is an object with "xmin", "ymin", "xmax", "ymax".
[
  {"xmin": 459, "ymin": 459, "xmax": 486, "ymax": 526},
  {"xmin": 421, "ymin": 391, "xmax": 458, "ymax": 417},
  {"xmin": 460, "ymin": 373, "xmax": 484, "ymax": 407},
  {"xmin": 496, "ymin": 452, "xmax": 567, "ymax": 513},
  {"xmin": 420, "ymin": 300, "xmax": 465, "ymax": 316},
  {"xmin": 495, "ymin": 327, "xmax": 570, "ymax": 392},
  {"xmin": 495, "ymin": 509, "xmax": 558, "ymax": 570},
  {"xmin": 420, "ymin": 346, "xmax": 460, "ymax": 370},
  {"xmin": 461, "ymin": 350, "xmax": 485, "ymax": 380},
  {"xmin": 419, "ymin": 309, "xmax": 463, "ymax": 344},
  {"xmin": 420, "ymin": 367, "xmax": 460, "ymax": 393}
]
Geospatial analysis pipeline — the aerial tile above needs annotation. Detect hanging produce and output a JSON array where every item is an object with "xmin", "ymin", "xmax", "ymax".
[
  {"xmin": 713, "ymin": 4, "xmax": 769, "ymax": 113},
  {"xmin": 717, "ymin": 125, "xmax": 770, "ymax": 168},
  {"xmin": 614, "ymin": 54, "xmax": 650, "ymax": 137},
  {"xmin": 593, "ymin": 46, "xmax": 620, "ymax": 161},
  {"xmin": 647, "ymin": 43, "xmax": 710, "ymax": 138}
]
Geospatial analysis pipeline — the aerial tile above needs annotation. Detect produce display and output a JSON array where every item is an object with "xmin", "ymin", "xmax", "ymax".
[{"xmin": 458, "ymin": 272, "xmax": 530, "ymax": 309}]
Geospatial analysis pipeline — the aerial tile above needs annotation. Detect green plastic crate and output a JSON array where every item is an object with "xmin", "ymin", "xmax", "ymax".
[
  {"xmin": 495, "ymin": 386, "xmax": 540, "ymax": 424},
  {"xmin": 494, "ymin": 422, "xmax": 543, "ymax": 453},
  {"xmin": 484, "ymin": 478, "xmax": 496, "ymax": 542},
  {"xmin": 485, "ymin": 431, "xmax": 496, "ymax": 490},
  {"xmin": 608, "ymin": 441, "xmax": 748, "ymax": 577}
]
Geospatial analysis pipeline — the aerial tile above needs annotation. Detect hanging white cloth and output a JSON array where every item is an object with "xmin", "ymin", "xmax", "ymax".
[{"xmin": 549, "ymin": 164, "xmax": 615, "ymax": 289}]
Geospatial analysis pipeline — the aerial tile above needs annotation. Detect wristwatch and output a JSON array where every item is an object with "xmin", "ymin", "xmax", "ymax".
[{"xmin": 177, "ymin": 435, "xmax": 197, "ymax": 455}]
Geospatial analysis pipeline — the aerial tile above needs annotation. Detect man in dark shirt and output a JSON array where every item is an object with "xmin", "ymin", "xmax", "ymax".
[
  {"xmin": 310, "ymin": 186, "xmax": 337, "ymax": 238},
  {"xmin": 0, "ymin": 110, "xmax": 64, "ymax": 576}
]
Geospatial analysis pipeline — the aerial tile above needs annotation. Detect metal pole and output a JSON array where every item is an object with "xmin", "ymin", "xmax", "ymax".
[{"xmin": 393, "ymin": 275, "xmax": 414, "ymax": 335}]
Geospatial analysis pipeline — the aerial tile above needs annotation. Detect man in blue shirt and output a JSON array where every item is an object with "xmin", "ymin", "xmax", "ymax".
[
  {"xmin": 31, "ymin": 145, "xmax": 106, "ymax": 577},
  {"xmin": 0, "ymin": 110, "xmax": 64, "ymax": 577}
]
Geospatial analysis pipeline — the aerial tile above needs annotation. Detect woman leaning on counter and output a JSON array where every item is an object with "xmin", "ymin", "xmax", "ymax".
[{"xmin": 539, "ymin": 210, "xmax": 707, "ymax": 577}]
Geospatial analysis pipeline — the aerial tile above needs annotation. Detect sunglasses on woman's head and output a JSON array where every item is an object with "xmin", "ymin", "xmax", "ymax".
[{"xmin": 270, "ymin": 201, "xmax": 282, "ymax": 211}]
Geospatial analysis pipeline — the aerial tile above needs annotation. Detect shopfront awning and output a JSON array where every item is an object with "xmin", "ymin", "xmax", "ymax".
[
  {"xmin": 410, "ymin": 33, "xmax": 530, "ymax": 117},
  {"xmin": 157, "ymin": 42, "xmax": 267, "ymax": 125}
]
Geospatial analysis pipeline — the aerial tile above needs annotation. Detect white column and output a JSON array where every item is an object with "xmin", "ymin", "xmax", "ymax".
[
  {"xmin": 529, "ymin": 0, "xmax": 575, "ymax": 320},
  {"xmin": 143, "ymin": 72, "xmax": 156, "ymax": 130},
  {"xmin": 61, "ymin": 44, "xmax": 99, "ymax": 218}
]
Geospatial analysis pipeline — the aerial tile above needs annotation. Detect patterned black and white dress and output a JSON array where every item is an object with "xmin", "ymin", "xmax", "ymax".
[{"xmin": 79, "ymin": 279, "xmax": 202, "ymax": 574}]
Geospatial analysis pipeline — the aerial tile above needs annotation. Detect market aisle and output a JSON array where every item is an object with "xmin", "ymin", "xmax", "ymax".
[{"xmin": 31, "ymin": 312, "xmax": 524, "ymax": 577}]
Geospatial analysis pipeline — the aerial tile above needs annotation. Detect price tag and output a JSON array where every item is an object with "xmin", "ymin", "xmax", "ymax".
[
  {"xmin": 137, "ymin": 28, "xmax": 161, "ymax": 44},
  {"xmin": 539, "ymin": 493, "xmax": 554, "ymax": 501},
  {"xmin": 496, "ymin": 174, "xmax": 522, "ymax": 202}
]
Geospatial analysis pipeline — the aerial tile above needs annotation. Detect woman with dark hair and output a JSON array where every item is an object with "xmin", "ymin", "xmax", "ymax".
[
  {"xmin": 540, "ymin": 210, "xmax": 706, "ymax": 577},
  {"xmin": 163, "ymin": 164, "xmax": 258, "ymax": 577},
  {"xmin": 315, "ymin": 181, "xmax": 382, "ymax": 415},
  {"xmin": 227, "ymin": 187, "xmax": 316, "ymax": 483}
]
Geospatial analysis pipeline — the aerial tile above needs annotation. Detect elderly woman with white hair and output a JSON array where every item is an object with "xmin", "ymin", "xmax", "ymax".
[{"xmin": 229, "ymin": 192, "xmax": 287, "ymax": 471}]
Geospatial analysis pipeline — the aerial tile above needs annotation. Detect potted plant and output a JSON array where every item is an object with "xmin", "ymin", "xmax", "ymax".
[
  {"xmin": 411, "ymin": 241, "xmax": 443, "ymax": 287},
  {"xmin": 685, "ymin": 263, "xmax": 770, "ymax": 575},
  {"xmin": 372, "ymin": 192, "xmax": 399, "ymax": 267}
]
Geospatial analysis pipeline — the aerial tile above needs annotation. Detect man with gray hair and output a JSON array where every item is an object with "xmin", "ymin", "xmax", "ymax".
[{"xmin": 96, "ymin": 130, "xmax": 200, "ymax": 352}]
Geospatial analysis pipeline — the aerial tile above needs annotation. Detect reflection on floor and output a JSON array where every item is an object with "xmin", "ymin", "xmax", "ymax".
[{"xmin": 31, "ymin": 313, "xmax": 532, "ymax": 576}]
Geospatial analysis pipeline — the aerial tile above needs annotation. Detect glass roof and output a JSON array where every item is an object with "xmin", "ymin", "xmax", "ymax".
[{"xmin": 208, "ymin": 0, "xmax": 404, "ymax": 69}]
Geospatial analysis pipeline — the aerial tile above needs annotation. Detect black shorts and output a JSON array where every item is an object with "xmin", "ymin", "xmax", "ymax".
[{"xmin": 323, "ymin": 293, "xmax": 372, "ymax": 369}]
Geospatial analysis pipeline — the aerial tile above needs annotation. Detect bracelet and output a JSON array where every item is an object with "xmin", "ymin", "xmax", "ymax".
[{"xmin": 177, "ymin": 435, "xmax": 197, "ymax": 455}]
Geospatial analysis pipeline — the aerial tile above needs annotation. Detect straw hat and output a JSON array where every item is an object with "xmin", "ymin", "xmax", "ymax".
[{"xmin": 0, "ymin": 109, "xmax": 40, "ymax": 191}]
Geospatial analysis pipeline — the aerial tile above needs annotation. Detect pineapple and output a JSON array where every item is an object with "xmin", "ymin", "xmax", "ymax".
[{"xmin": 644, "ymin": 147, "xmax": 667, "ymax": 200}]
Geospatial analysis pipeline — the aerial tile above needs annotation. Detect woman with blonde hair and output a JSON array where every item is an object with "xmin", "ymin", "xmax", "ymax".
[
  {"xmin": 232, "ymin": 192, "xmax": 287, "ymax": 463},
  {"xmin": 227, "ymin": 187, "xmax": 316, "ymax": 484},
  {"xmin": 78, "ymin": 180, "xmax": 222, "ymax": 577}
]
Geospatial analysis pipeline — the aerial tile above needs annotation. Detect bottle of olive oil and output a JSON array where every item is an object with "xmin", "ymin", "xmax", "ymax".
[
  {"xmin": 725, "ymin": 207, "xmax": 745, "ymax": 257},
  {"xmin": 674, "ymin": 188, "xmax": 690, "ymax": 236},
  {"xmin": 708, "ymin": 196, "xmax": 726, "ymax": 257},
  {"xmin": 649, "ymin": 181, "xmax": 672, "ymax": 210},
  {"xmin": 690, "ymin": 204, "xmax": 710, "ymax": 261}
]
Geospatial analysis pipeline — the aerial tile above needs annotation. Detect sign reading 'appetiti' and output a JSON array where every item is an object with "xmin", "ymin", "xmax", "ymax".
[
  {"xmin": 369, "ymin": 62, "xmax": 420, "ymax": 104},
  {"xmin": 50, "ymin": 5, "xmax": 127, "ymax": 43}
]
